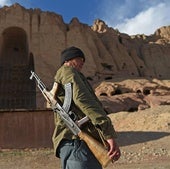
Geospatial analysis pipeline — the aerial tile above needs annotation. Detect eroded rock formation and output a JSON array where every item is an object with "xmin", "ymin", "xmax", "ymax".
[
  {"xmin": 95, "ymin": 78, "xmax": 170, "ymax": 113},
  {"xmin": 0, "ymin": 3, "xmax": 169, "ymax": 109}
]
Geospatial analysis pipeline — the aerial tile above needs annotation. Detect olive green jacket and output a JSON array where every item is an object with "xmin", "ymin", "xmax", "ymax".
[{"xmin": 52, "ymin": 65, "xmax": 117, "ymax": 157}]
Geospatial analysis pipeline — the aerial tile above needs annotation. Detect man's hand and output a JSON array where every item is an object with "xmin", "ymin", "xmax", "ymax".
[{"xmin": 106, "ymin": 138, "xmax": 121, "ymax": 162}]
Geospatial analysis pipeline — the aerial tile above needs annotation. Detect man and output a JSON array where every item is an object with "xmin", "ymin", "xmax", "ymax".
[{"xmin": 52, "ymin": 46, "xmax": 121, "ymax": 169}]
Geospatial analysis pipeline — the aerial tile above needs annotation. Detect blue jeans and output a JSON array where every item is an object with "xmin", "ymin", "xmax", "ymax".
[{"xmin": 57, "ymin": 139, "xmax": 102, "ymax": 169}]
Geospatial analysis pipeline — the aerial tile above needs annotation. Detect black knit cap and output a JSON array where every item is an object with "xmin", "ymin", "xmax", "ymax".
[{"xmin": 61, "ymin": 46, "xmax": 85, "ymax": 65}]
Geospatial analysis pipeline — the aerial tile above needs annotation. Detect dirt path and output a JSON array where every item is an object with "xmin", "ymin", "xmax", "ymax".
[{"xmin": 1, "ymin": 137, "xmax": 169, "ymax": 169}]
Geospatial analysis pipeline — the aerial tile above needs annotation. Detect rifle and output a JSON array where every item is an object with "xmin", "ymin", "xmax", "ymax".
[{"xmin": 30, "ymin": 71, "xmax": 111, "ymax": 167}]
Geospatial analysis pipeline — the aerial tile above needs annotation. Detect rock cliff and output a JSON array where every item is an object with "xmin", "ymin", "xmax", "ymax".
[
  {"xmin": 0, "ymin": 3, "xmax": 169, "ymax": 109},
  {"xmin": 0, "ymin": 3, "xmax": 169, "ymax": 81}
]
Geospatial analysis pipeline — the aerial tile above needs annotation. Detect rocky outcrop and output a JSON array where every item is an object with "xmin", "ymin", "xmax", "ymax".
[
  {"xmin": 95, "ymin": 79, "xmax": 170, "ymax": 113},
  {"xmin": 91, "ymin": 19, "xmax": 107, "ymax": 33}
]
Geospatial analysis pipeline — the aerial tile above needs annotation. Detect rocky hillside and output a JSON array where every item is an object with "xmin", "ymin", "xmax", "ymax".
[
  {"xmin": 90, "ymin": 20, "xmax": 170, "ymax": 81},
  {"xmin": 0, "ymin": 3, "xmax": 169, "ymax": 82},
  {"xmin": 0, "ymin": 3, "xmax": 169, "ymax": 110}
]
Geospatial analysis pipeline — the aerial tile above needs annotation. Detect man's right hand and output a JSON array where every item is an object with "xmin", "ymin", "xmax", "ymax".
[{"xmin": 106, "ymin": 138, "xmax": 121, "ymax": 162}]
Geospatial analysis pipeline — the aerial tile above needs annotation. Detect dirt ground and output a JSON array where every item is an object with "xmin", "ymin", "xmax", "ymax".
[{"xmin": 0, "ymin": 105, "xmax": 170, "ymax": 169}]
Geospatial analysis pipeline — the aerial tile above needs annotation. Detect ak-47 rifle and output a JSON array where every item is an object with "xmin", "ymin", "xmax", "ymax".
[{"xmin": 30, "ymin": 71, "xmax": 111, "ymax": 168}]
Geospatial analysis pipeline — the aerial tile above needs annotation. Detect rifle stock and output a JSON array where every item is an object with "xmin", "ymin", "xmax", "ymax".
[{"xmin": 78, "ymin": 131, "xmax": 111, "ymax": 167}]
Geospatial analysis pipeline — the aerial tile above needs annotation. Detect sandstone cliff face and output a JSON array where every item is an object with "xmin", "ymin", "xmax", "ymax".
[
  {"xmin": 0, "ymin": 4, "xmax": 169, "ymax": 80},
  {"xmin": 0, "ymin": 3, "xmax": 169, "ymax": 109}
]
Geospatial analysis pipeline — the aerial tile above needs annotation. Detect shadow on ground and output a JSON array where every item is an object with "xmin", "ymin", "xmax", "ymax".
[{"xmin": 117, "ymin": 131, "xmax": 170, "ymax": 146}]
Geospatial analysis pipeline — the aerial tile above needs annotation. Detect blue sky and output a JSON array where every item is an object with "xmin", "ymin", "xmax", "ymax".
[{"xmin": 0, "ymin": 0, "xmax": 169, "ymax": 35}]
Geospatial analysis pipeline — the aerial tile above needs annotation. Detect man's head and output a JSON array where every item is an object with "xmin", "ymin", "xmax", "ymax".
[
  {"xmin": 61, "ymin": 46, "xmax": 85, "ymax": 71},
  {"xmin": 61, "ymin": 46, "xmax": 85, "ymax": 65}
]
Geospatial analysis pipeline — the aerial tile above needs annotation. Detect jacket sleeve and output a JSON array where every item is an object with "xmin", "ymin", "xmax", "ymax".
[{"xmin": 59, "ymin": 66, "xmax": 117, "ymax": 140}]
